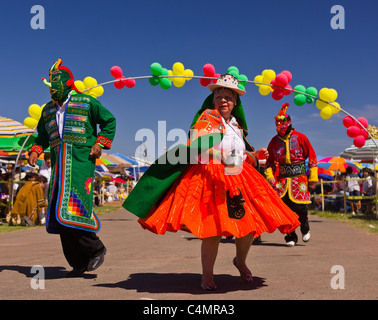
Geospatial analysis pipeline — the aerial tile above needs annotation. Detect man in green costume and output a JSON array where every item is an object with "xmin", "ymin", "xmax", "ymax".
[{"xmin": 28, "ymin": 59, "xmax": 116, "ymax": 277}]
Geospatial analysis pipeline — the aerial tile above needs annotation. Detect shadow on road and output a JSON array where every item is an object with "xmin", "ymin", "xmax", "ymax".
[{"xmin": 94, "ymin": 272, "xmax": 267, "ymax": 295}]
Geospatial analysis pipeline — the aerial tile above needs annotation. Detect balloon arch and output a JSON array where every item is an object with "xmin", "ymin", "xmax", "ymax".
[{"xmin": 24, "ymin": 62, "xmax": 377, "ymax": 150}]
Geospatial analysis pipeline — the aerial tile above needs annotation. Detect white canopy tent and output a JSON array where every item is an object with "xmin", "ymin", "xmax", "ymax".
[{"xmin": 339, "ymin": 139, "xmax": 378, "ymax": 162}]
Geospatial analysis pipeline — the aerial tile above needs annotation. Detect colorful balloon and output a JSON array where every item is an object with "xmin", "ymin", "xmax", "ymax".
[
  {"xmin": 24, "ymin": 117, "xmax": 38, "ymax": 129},
  {"xmin": 320, "ymin": 106, "xmax": 333, "ymax": 120},
  {"xmin": 353, "ymin": 135, "xmax": 366, "ymax": 148},
  {"xmin": 357, "ymin": 117, "xmax": 368, "ymax": 128},
  {"xmin": 28, "ymin": 104, "xmax": 42, "ymax": 119},
  {"xmin": 343, "ymin": 116, "xmax": 356, "ymax": 128},
  {"xmin": 150, "ymin": 62, "xmax": 163, "ymax": 76},
  {"xmin": 110, "ymin": 66, "xmax": 123, "ymax": 78},
  {"xmin": 346, "ymin": 125, "xmax": 361, "ymax": 138}
]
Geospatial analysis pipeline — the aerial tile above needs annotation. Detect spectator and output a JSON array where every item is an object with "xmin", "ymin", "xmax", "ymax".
[
  {"xmin": 106, "ymin": 182, "xmax": 118, "ymax": 202},
  {"xmin": 346, "ymin": 166, "xmax": 361, "ymax": 215},
  {"xmin": 8, "ymin": 175, "xmax": 48, "ymax": 226},
  {"xmin": 361, "ymin": 168, "xmax": 375, "ymax": 214}
]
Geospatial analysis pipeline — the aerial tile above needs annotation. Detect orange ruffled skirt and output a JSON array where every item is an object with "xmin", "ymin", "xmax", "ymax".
[{"xmin": 138, "ymin": 161, "xmax": 300, "ymax": 239}]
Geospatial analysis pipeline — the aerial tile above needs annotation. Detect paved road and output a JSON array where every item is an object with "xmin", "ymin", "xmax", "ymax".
[{"xmin": 1, "ymin": 208, "xmax": 377, "ymax": 300}]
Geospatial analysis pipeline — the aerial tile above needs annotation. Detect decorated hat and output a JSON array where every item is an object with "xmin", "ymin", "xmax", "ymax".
[
  {"xmin": 275, "ymin": 103, "xmax": 291, "ymax": 123},
  {"xmin": 208, "ymin": 74, "xmax": 246, "ymax": 96}
]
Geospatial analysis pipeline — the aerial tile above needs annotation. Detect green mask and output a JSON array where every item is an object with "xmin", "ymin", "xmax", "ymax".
[{"xmin": 42, "ymin": 59, "xmax": 78, "ymax": 102}]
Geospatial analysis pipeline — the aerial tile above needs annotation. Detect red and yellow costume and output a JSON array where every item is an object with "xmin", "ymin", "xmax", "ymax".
[{"xmin": 265, "ymin": 129, "xmax": 318, "ymax": 204}]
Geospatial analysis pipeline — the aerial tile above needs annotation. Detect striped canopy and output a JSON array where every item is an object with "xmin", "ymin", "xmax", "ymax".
[
  {"xmin": 0, "ymin": 116, "xmax": 35, "ymax": 151},
  {"xmin": 339, "ymin": 139, "xmax": 378, "ymax": 161}
]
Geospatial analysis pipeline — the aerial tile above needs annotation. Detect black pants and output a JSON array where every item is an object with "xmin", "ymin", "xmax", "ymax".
[
  {"xmin": 59, "ymin": 225, "xmax": 105, "ymax": 269},
  {"xmin": 282, "ymin": 194, "xmax": 310, "ymax": 243},
  {"xmin": 50, "ymin": 184, "xmax": 105, "ymax": 270}
]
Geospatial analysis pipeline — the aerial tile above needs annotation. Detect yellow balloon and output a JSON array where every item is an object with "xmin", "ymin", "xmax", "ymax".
[
  {"xmin": 328, "ymin": 88, "xmax": 338, "ymax": 101},
  {"xmin": 259, "ymin": 85, "xmax": 271, "ymax": 96},
  {"xmin": 173, "ymin": 77, "xmax": 186, "ymax": 87},
  {"xmin": 320, "ymin": 106, "xmax": 333, "ymax": 119},
  {"xmin": 24, "ymin": 117, "xmax": 38, "ymax": 129},
  {"xmin": 330, "ymin": 101, "xmax": 341, "ymax": 114},
  {"xmin": 168, "ymin": 70, "xmax": 173, "ymax": 76},
  {"xmin": 254, "ymin": 75, "xmax": 263, "ymax": 86},
  {"xmin": 319, "ymin": 87, "xmax": 337, "ymax": 102},
  {"xmin": 92, "ymin": 85, "xmax": 104, "ymax": 97},
  {"xmin": 262, "ymin": 69, "xmax": 276, "ymax": 83},
  {"xmin": 316, "ymin": 99, "xmax": 328, "ymax": 110},
  {"xmin": 28, "ymin": 104, "xmax": 42, "ymax": 120},
  {"xmin": 75, "ymin": 80, "xmax": 86, "ymax": 92},
  {"xmin": 183, "ymin": 69, "xmax": 194, "ymax": 80},
  {"xmin": 172, "ymin": 62, "xmax": 185, "ymax": 75},
  {"xmin": 83, "ymin": 76, "xmax": 97, "ymax": 89}
]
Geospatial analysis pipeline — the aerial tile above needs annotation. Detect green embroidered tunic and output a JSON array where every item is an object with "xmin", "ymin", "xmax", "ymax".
[{"xmin": 31, "ymin": 93, "xmax": 116, "ymax": 234}]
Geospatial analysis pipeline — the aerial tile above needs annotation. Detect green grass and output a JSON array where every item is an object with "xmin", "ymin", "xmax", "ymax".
[
  {"xmin": 310, "ymin": 210, "xmax": 378, "ymax": 234},
  {"xmin": 0, "ymin": 201, "xmax": 123, "ymax": 234}
]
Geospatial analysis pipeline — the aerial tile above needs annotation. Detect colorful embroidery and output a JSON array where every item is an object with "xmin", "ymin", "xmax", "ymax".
[
  {"xmin": 65, "ymin": 114, "xmax": 87, "ymax": 122},
  {"xmin": 68, "ymin": 190, "xmax": 90, "ymax": 218},
  {"xmin": 85, "ymin": 177, "xmax": 92, "ymax": 194},
  {"xmin": 30, "ymin": 144, "xmax": 44, "ymax": 156},
  {"xmin": 68, "ymin": 102, "xmax": 90, "ymax": 109},
  {"xmin": 96, "ymin": 136, "xmax": 112, "ymax": 149},
  {"xmin": 64, "ymin": 126, "xmax": 86, "ymax": 134}
]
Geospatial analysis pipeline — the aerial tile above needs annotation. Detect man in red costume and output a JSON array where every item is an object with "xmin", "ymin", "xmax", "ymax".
[{"xmin": 265, "ymin": 103, "xmax": 318, "ymax": 246}]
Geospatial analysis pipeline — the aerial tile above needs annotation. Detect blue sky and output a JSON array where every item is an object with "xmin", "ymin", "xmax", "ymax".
[{"xmin": 1, "ymin": 0, "xmax": 377, "ymax": 162}]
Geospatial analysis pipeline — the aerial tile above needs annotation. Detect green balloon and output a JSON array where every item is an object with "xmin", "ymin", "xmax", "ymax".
[
  {"xmin": 238, "ymin": 74, "xmax": 248, "ymax": 86},
  {"xmin": 160, "ymin": 77, "xmax": 171, "ymax": 89},
  {"xmin": 227, "ymin": 66, "xmax": 239, "ymax": 76},
  {"xmin": 294, "ymin": 94, "xmax": 306, "ymax": 106},
  {"xmin": 150, "ymin": 62, "xmax": 163, "ymax": 76},
  {"xmin": 161, "ymin": 68, "xmax": 169, "ymax": 76},
  {"xmin": 306, "ymin": 86, "xmax": 318, "ymax": 97},
  {"xmin": 149, "ymin": 77, "xmax": 160, "ymax": 86},
  {"xmin": 238, "ymin": 84, "xmax": 245, "ymax": 91},
  {"xmin": 305, "ymin": 87, "xmax": 318, "ymax": 104},
  {"xmin": 294, "ymin": 85, "xmax": 306, "ymax": 95}
]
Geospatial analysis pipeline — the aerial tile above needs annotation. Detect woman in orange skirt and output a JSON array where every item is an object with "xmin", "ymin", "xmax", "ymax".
[{"xmin": 124, "ymin": 74, "xmax": 300, "ymax": 290}]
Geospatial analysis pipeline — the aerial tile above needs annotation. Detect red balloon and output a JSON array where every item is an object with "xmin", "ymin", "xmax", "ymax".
[
  {"xmin": 346, "ymin": 125, "xmax": 361, "ymax": 138},
  {"xmin": 360, "ymin": 128, "xmax": 369, "ymax": 139},
  {"xmin": 281, "ymin": 70, "xmax": 292, "ymax": 82},
  {"xmin": 110, "ymin": 66, "xmax": 123, "ymax": 78},
  {"xmin": 342, "ymin": 116, "xmax": 355, "ymax": 128},
  {"xmin": 353, "ymin": 135, "xmax": 366, "ymax": 148},
  {"xmin": 357, "ymin": 117, "xmax": 368, "ymax": 128},
  {"xmin": 212, "ymin": 73, "xmax": 220, "ymax": 83},
  {"xmin": 124, "ymin": 77, "xmax": 136, "ymax": 88},
  {"xmin": 114, "ymin": 77, "xmax": 125, "ymax": 89},
  {"xmin": 283, "ymin": 84, "xmax": 292, "ymax": 95},
  {"xmin": 272, "ymin": 89, "xmax": 284, "ymax": 100},
  {"xmin": 203, "ymin": 64, "xmax": 215, "ymax": 76},
  {"xmin": 274, "ymin": 73, "xmax": 289, "ymax": 87},
  {"xmin": 200, "ymin": 78, "xmax": 211, "ymax": 87}
]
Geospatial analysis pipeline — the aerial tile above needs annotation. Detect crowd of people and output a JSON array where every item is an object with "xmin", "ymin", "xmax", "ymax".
[
  {"xmin": 311, "ymin": 166, "xmax": 376, "ymax": 215},
  {"xmin": 0, "ymin": 157, "xmax": 137, "ymax": 226},
  {"xmin": 0, "ymin": 153, "xmax": 52, "ymax": 226}
]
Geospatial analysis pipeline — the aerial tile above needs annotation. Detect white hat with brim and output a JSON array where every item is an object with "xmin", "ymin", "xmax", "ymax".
[{"xmin": 208, "ymin": 74, "xmax": 246, "ymax": 96}]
